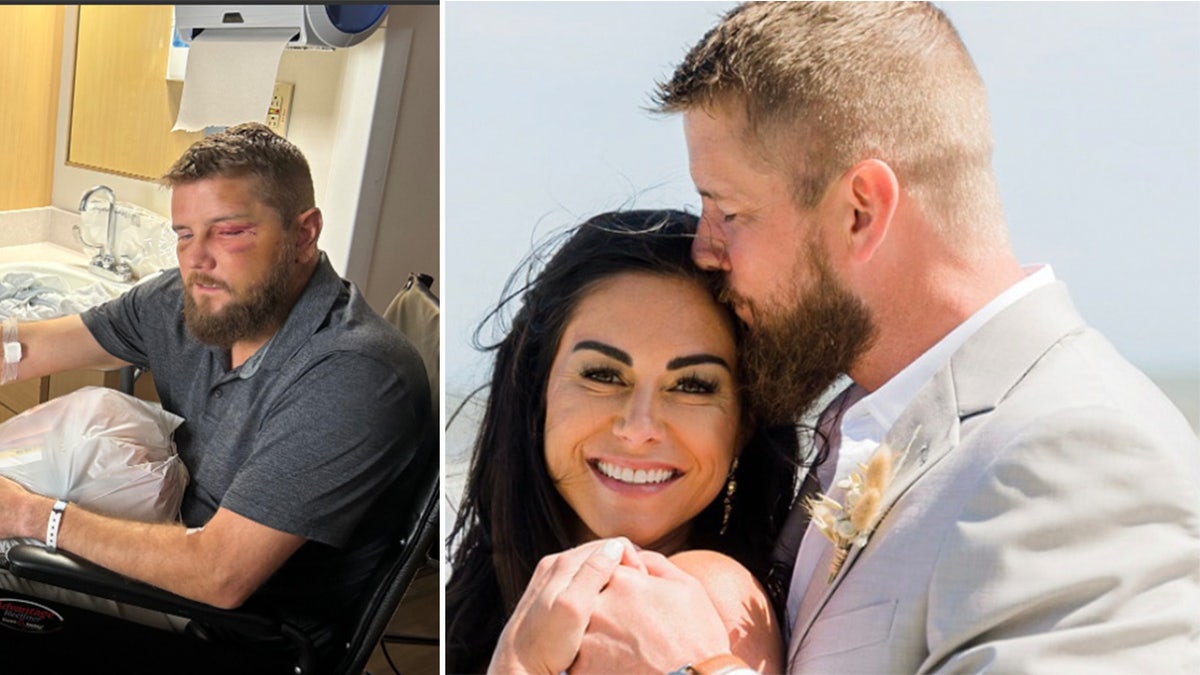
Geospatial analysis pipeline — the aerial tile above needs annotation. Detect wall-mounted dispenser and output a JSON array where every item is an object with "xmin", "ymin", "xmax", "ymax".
[
  {"xmin": 174, "ymin": 5, "xmax": 388, "ymax": 51},
  {"xmin": 167, "ymin": 5, "xmax": 387, "ymax": 132}
]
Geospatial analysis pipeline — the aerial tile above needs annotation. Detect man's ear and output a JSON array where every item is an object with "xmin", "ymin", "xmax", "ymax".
[
  {"xmin": 841, "ymin": 159, "xmax": 899, "ymax": 264},
  {"xmin": 294, "ymin": 207, "xmax": 323, "ymax": 262}
]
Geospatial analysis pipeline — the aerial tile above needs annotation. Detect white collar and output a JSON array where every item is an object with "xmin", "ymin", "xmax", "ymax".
[{"xmin": 839, "ymin": 264, "xmax": 1057, "ymax": 444}]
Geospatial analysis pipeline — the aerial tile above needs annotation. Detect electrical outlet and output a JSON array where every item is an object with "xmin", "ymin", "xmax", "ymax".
[{"xmin": 266, "ymin": 82, "xmax": 294, "ymax": 137}]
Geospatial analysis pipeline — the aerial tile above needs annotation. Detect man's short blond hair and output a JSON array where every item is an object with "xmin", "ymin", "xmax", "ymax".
[
  {"xmin": 162, "ymin": 122, "xmax": 315, "ymax": 228},
  {"xmin": 656, "ymin": 2, "xmax": 1005, "ymax": 247}
]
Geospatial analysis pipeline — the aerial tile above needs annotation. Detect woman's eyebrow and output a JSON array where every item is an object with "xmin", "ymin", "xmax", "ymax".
[
  {"xmin": 668, "ymin": 354, "xmax": 731, "ymax": 372},
  {"xmin": 572, "ymin": 340, "xmax": 631, "ymax": 365},
  {"xmin": 572, "ymin": 341, "xmax": 731, "ymax": 372}
]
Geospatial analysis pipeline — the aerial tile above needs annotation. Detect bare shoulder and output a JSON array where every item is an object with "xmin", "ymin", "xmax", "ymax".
[
  {"xmin": 669, "ymin": 550, "xmax": 764, "ymax": 608},
  {"xmin": 669, "ymin": 550, "xmax": 784, "ymax": 674}
]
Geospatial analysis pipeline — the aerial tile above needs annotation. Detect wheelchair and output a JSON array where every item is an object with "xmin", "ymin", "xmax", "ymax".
[{"xmin": 0, "ymin": 273, "xmax": 441, "ymax": 674}]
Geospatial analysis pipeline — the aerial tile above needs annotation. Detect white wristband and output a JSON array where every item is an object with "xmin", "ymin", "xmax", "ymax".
[
  {"xmin": 45, "ymin": 499, "xmax": 67, "ymax": 552},
  {"xmin": 1, "ymin": 316, "xmax": 19, "ymax": 385}
]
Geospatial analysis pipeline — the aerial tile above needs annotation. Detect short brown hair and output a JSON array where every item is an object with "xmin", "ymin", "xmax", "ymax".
[
  {"xmin": 657, "ymin": 2, "xmax": 1004, "ymax": 246},
  {"xmin": 162, "ymin": 122, "xmax": 315, "ymax": 227}
]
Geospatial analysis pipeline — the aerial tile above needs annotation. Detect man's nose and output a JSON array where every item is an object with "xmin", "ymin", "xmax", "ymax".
[
  {"xmin": 692, "ymin": 215, "xmax": 730, "ymax": 271},
  {"xmin": 178, "ymin": 238, "xmax": 214, "ymax": 271},
  {"xmin": 613, "ymin": 387, "xmax": 663, "ymax": 448}
]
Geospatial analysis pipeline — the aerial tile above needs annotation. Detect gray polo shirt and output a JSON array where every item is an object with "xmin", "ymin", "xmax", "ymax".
[{"xmin": 81, "ymin": 253, "xmax": 434, "ymax": 648}]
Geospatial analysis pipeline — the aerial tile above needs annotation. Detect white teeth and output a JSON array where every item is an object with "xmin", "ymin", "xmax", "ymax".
[{"xmin": 596, "ymin": 461, "xmax": 674, "ymax": 485}]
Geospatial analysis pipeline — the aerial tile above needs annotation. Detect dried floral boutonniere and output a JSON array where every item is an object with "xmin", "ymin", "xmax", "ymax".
[{"xmin": 805, "ymin": 427, "xmax": 921, "ymax": 582}]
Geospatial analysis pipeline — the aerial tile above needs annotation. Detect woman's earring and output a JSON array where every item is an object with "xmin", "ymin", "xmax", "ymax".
[{"xmin": 720, "ymin": 457, "xmax": 739, "ymax": 536}]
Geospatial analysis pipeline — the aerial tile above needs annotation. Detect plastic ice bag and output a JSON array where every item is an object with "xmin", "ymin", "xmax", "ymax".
[{"xmin": 0, "ymin": 386, "xmax": 188, "ymax": 558}]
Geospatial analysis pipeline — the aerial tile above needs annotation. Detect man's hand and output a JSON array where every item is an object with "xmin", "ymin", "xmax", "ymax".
[
  {"xmin": 0, "ymin": 475, "xmax": 303, "ymax": 610},
  {"xmin": 572, "ymin": 550, "xmax": 732, "ymax": 674},
  {"xmin": 489, "ymin": 537, "xmax": 644, "ymax": 675}
]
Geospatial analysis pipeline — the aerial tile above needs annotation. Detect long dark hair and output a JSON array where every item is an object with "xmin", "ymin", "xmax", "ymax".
[{"xmin": 445, "ymin": 210, "xmax": 800, "ymax": 673}]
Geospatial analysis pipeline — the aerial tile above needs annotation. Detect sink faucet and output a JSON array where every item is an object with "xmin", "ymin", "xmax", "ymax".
[{"xmin": 77, "ymin": 185, "xmax": 133, "ymax": 283}]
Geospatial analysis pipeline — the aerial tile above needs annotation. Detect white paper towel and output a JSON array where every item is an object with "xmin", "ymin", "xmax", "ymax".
[{"xmin": 172, "ymin": 28, "xmax": 296, "ymax": 132}]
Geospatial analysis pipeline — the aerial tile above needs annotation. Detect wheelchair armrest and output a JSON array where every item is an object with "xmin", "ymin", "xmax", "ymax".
[{"xmin": 5, "ymin": 544, "xmax": 282, "ymax": 638}]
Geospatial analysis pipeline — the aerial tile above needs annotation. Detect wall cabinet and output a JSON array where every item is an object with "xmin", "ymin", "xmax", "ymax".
[
  {"xmin": 0, "ymin": 6, "xmax": 63, "ymax": 210},
  {"xmin": 68, "ymin": 5, "xmax": 202, "ymax": 180}
]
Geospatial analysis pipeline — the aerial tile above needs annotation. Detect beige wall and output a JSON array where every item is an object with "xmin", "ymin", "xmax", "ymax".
[{"xmin": 364, "ymin": 4, "xmax": 441, "ymax": 310}]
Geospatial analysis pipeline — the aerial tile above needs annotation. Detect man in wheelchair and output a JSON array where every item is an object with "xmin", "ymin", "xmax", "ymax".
[{"xmin": 0, "ymin": 123, "xmax": 435, "ymax": 672}]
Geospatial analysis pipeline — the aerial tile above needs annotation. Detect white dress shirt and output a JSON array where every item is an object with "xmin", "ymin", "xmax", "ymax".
[{"xmin": 786, "ymin": 264, "xmax": 1056, "ymax": 629}]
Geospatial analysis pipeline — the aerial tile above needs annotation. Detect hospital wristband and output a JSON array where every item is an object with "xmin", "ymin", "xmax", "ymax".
[
  {"xmin": 45, "ymin": 499, "xmax": 67, "ymax": 552},
  {"xmin": 1, "ymin": 316, "xmax": 19, "ymax": 385}
]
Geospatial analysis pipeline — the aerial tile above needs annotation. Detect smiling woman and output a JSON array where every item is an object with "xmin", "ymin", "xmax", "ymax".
[
  {"xmin": 445, "ymin": 210, "xmax": 801, "ymax": 673},
  {"xmin": 544, "ymin": 272, "xmax": 741, "ymax": 554}
]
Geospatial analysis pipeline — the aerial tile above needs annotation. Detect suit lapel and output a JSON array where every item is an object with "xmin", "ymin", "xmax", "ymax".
[
  {"xmin": 786, "ymin": 282, "xmax": 1086, "ymax": 665},
  {"xmin": 788, "ymin": 368, "xmax": 962, "ymax": 663}
]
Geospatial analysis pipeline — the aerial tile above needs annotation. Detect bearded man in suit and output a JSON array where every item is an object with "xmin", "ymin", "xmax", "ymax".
[{"xmin": 491, "ymin": 3, "xmax": 1200, "ymax": 673}]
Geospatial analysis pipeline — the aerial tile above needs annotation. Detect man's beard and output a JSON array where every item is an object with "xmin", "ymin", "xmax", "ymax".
[
  {"xmin": 731, "ymin": 241, "xmax": 877, "ymax": 426},
  {"xmin": 183, "ymin": 244, "xmax": 295, "ymax": 348}
]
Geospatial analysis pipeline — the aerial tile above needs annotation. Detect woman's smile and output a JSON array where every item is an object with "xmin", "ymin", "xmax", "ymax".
[{"xmin": 590, "ymin": 458, "xmax": 682, "ymax": 490}]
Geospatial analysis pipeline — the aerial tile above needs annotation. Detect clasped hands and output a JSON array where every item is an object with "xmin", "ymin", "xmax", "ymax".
[{"xmin": 489, "ymin": 537, "xmax": 731, "ymax": 675}]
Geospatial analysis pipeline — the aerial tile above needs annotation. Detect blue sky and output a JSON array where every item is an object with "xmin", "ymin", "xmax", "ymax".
[{"xmin": 445, "ymin": 1, "xmax": 1200, "ymax": 401}]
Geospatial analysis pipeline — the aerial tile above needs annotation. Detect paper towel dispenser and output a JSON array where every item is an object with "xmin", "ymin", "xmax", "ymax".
[{"xmin": 174, "ymin": 5, "xmax": 388, "ymax": 50}]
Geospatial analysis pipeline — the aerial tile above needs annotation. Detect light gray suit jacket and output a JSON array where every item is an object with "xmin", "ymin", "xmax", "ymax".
[{"xmin": 782, "ymin": 282, "xmax": 1200, "ymax": 673}]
